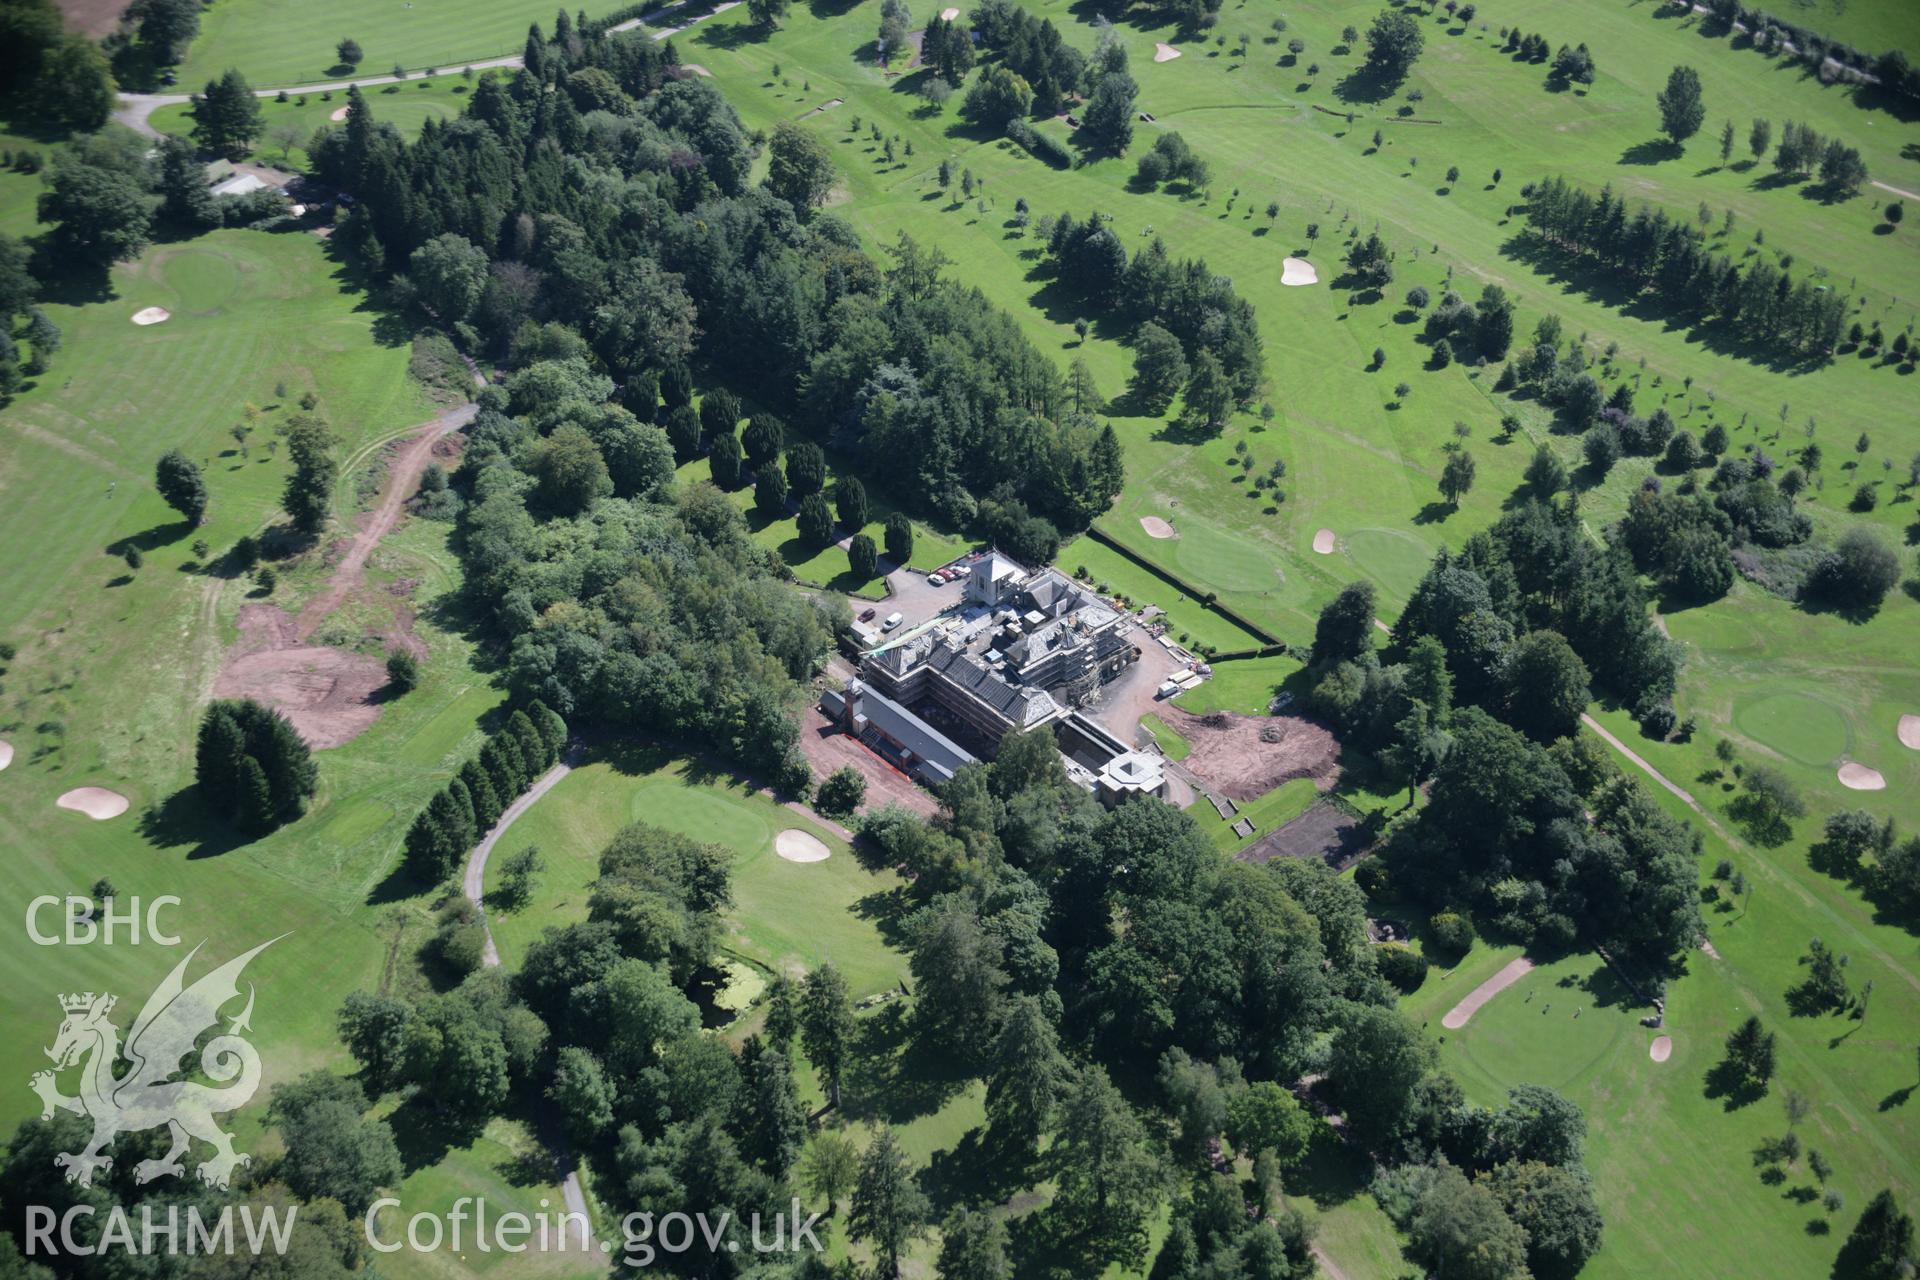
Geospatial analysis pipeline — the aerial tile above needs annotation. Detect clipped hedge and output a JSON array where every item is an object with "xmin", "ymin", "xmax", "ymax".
[{"xmin": 1007, "ymin": 118, "xmax": 1074, "ymax": 169}]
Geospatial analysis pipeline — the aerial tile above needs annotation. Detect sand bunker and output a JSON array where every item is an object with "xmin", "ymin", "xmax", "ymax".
[
  {"xmin": 681, "ymin": 62, "xmax": 712, "ymax": 76},
  {"xmin": 1140, "ymin": 516, "xmax": 1176, "ymax": 539},
  {"xmin": 0, "ymin": 739, "xmax": 11, "ymax": 771},
  {"xmin": 131, "ymin": 307, "xmax": 170, "ymax": 326},
  {"xmin": 1899, "ymin": 715, "xmax": 1920, "ymax": 750},
  {"xmin": 329, "ymin": 105, "xmax": 350, "ymax": 121},
  {"xmin": 1441, "ymin": 957, "xmax": 1535, "ymax": 1030},
  {"xmin": 1312, "ymin": 529, "xmax": 1336, "ymax": 554},
  {"xmin": 775, "ymin": 829, "xmax": 831, "ymax": 863},
  {"xmin": 1650, "ymin": 1035, "xmax": 1673, "ymax": 1063},
  {"xmin": 1838, "ymin": 762, "xmax": 1887, "ymax": 791},
  {"xmin": 940, "ymin": 6, "xmax": 959, "ymax": 17},
  {"xmin": 800, "ymin": 97, "xmax": 844, "ymax": 119},
  {"xmin": 1281, "ymin": 257, "xmax": 1319, "ymax": 286},
  {"xmin": 1154, "ymin": 42, "xmax": 1182, "ymax": 61},
  {"xmin": 57, "ymin": 788, "xmax": 130, "ymax": 820}
]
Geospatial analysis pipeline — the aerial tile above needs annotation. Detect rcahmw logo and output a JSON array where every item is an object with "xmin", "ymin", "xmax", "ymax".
[{"xmin": 23, "ymin": 937, "xmax": 294, "ymax": 1258}]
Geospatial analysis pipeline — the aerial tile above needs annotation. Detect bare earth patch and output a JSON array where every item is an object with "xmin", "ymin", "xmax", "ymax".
[
  {"xmin": 131, "ymin": 307, "xmax": 170, "ymax": 325},
  {"xmin": 1159, "ymin": 706, "xmax": 1340, "ymax": 803},
  {"xmin": 1441, "ymin": 957, "xmax": 1535, "ymax": 1030},
  {"xmin": 1312, "ymin": 528, "xmax": 1336, "ymax": 554},
  {"xmin": 1140, "ymin": 515, "xmax": 1176, "ymax": 539},
  {"xmin": 775, "ymin": 829, "xmax": 831, "ymax": 863},
  {"xmin": 56, "ymin": 0, "xmax": 131, "ymax": 38},
  {"xmin": 209, "ymin": 404, "xmax": 476, "ymax": 749},
  {"xmin": 1281, "ymin": 257, "xmax": 1319, "ymax": 286},
  {"xmin": 1238, "ymin": 800, "xmax": 1370, "ymax": 869},
  {"xmin": 1154, "ymin": 42, "xmax": 1182, "ymax": 61},
  {"xmin": 1650, "ymin": 1035, "xmax": 1673, "ymax": 1063},
  {"xmin": 57, "ymin": 787, "xmax": 130, "ymax": 820},
  {"xmin": 1900, "ymin": 715, "xmax": 1920, "ymax": 750},
  {"xmin": 1838, "ymin": 762, "xmax": 1887, "ymax": 791},
  {"xmin": 215, "ymin": 605, "xmax": 389, "ymax": 749}
]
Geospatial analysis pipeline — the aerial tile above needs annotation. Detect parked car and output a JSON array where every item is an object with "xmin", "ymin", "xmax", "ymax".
[
  {"xmin": 859, "ymin": 608, "xmax": 876, "ymax": 622},
  {"xmin": 883, "ymin": 611, "xmax": 904, "ymax": 631},
  {"xmin": 927, "ymin": 573, "xmax": 943, "ymax": 585}
]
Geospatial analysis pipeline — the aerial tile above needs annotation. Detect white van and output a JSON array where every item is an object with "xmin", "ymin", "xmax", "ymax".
[{"xmin": 882, "ymin": 611, "xmax": 904, "ymax": 631}]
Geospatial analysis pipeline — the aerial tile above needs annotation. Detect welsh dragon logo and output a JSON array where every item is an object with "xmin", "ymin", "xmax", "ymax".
[{"xmin": 29, "ymin": 938, "xmax": 281, "ymax": 1190}]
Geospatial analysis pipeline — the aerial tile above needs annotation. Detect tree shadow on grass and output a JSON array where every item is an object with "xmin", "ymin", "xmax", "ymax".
[
  {"xmin": 140, "ymin": 787, "xmax": 253, "ymax": 860},
  {"xmin": 1288, "ymin": 1123, "xmax": 1373, "ymax": 1210},
  {"xmin": 1332, "ymin": 65, "xmax": 1402, "ymax": 106},
  {"xmin": 852, "ymin": 885, "xmax": 918, "ymax": 949},
  {"xmin": 921, "ymin": 1124, "xmax": 1034, "ymax": 1213},
  {"xmin": 841, "ymin": 1002, "xmax": 972, "ymax": 1126},
  {"xmin": 387, "ymin": 1095, "xmax": 482, "ymax": 1174},
  {"xmin": 1703, "ymin": 1057, "xmax": 1768, "ymax": 1111}
]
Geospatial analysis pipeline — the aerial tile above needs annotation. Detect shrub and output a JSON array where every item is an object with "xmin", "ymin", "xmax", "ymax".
[
  {"xmin": 1428, "ymin": 910, "xmax": 1476, "ymax": 956},
  {"xmin": 1376, "ymin": 943, "xmax": 1429, "ymax": 992},
  {"xmin": 815, "ymin": 765, "xmax": 867, "ymax": 816},
  {"xmin": 1005, "ymin": 118, "xmax": 1073, "ymax": 169},
  {"xmin": 386, "ymin": 649, "xmax": 420, "ymax": 694}
]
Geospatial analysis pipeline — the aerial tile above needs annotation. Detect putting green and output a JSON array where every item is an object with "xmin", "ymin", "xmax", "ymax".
[
  {"xmin": 628, "ymin": 778, "xmax": 775, "ymax": 849},
  {"xmin": 1168, "ymin": 518, "xmax": 1279, "ymax": 594},
  {"xmin": 1341, "ymin": 527, "xmax": 1434, "ymax": 604},
  {"xmin": 1439, "ymin": 955, "xmax": 1634, "ymax": 1098},
  {"xmin": 1734, "ymin": 691, "xmax": 1852, "ymax": 767},
  {"xmin": 160, "ymin": 247, "xmax": 245, "ymax": 312}
]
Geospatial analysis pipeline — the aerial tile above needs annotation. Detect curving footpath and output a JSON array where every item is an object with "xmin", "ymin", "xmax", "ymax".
[
  {"xmin": 113, "ymin": 0, "xmax": 740, "ymax": 138},
  {"xmin": 460, "ymin": 742, "xmax": 589, "ymax": 1245},
  {"xmin": 1440, "ymin": 957, "xmax": 1535, "ymax": 1030}
]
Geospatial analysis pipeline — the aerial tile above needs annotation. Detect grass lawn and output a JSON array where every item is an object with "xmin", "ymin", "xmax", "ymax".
[
  {"xmin": 1173, "ymin": 654, "xmax": 1304, "ymax": 715},
  {"xmin": 0, "ymin": 225, "xmax": 511, "ymax": 1146},
  {"xmin": 1065, "ymin": 534, "xmax": 1268, "ymax": 654},
  {"xmin": 1139, "ymin": 710, "xmax": 1189, "ymax": 761},
  {"xmin": 178, "ymin": 0, "xmax": 630, "ymax": 88},
  {"xmin": 372, "ymin": 1116, "xmax": 600, "ymax": 1280},
  {"xmin": 1205, "ymin": 777, "xmax": 1319, "ymax": 854},
  {"xmin": 148, "ymin": 73, "xmax": 480, "ymax": 172},
  {"xmin": 481, "ymin": 746, "xmax": 911, "ymax": 999},
  {"xmin": 677, "ymin": 0, "xmax": 1919, "ymax": 655}
]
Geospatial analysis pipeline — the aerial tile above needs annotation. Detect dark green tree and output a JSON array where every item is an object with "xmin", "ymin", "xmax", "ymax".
[
  {"xmin": 1130, "ymin": 322, "xmax": 1190, "ymax": 414},
  {"xmin": 801, "ymin": 962, "xmax": 855, "ymax": 1107},
  {"xmin": 786, "ymin": 441, "xmax": 826, "ymax": 496},
  {"xmin": 754, "ymin": 465, "xmax": 790, "ymax": 518},
  {"xmin": 1050, "ymin": 1066, "xmax": 1165, "ymax": 1270},
  {"xmin": 193, "ymin": 69, "xmax": 266, "ymax": 158},
  {"xmin": 283, "ymin": 414, "xmax": 337, "ymax": 533},
  {"xmin": 155, "ymin": 449, "xmax": 208, "ymax": 525},
  {"xmin": 1363, "ymin": 7, "xmax": 1425, "ymax": 84},
  {"xmin": 850, "ymin": 1127, "xmax": 930, "ymax": 1278},
  {"xmin": 708, "ymin": 432, "xmax": 743, "ymax": 489},
  {"xmin": 1310, "ymin": 580, "xmax": 1377, "ymax": 666},
  {"xmin": 1503, "ymin": 630, "xmax": 1591, "ymax": 742},
  {"xmin": 884, "ymin": 511, "xmax": 913, "ymax": 566},
  {"xmin": 847, "ymin": 533, "xmax": 878, "ymax": 581},
  {"xmin": 267, "ymin": 1071, "xmax": 402, "ymax": 1215},
  {"xmin": 797, "ymin": 492, "xmax": 835, "ymax": 547},
  {"xmin": 1656, "ymin": 65, "xmax": 1705, "ymax": 145}
]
